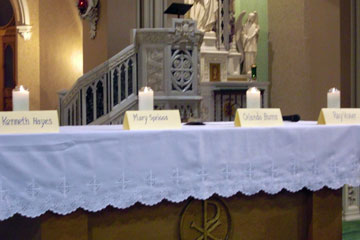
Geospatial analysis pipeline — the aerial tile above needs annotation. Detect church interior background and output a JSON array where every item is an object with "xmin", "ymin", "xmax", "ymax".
[
  {"xmin": 0, "ymin": 0, "xmax": 358, "ymax": 120},
  {"xmin": 1, "ymin": 0, "xmax": 360, "ymax": 239}
]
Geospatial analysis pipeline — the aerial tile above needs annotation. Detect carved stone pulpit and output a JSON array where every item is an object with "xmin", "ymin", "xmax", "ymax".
[{"xmin": 134, "ymin": 19, "xmax": 204, "ymax": 121}]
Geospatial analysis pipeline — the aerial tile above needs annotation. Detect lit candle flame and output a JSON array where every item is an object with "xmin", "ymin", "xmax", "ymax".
[
  {"xmin": 248, "ymin": 87, "xmax": 260, "ymax": 93},
  {"xmin": 142, "ymin": 86, "xmax": 153, "ymax": 93},
  {"xmin": 328, "ymin": 87, "xmax": 340, "ymax": 93}
]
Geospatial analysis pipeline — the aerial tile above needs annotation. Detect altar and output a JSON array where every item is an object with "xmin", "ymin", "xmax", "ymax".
[{"xmin": 0, "ymin": 122, "xmax": 359, "ymax": 239}]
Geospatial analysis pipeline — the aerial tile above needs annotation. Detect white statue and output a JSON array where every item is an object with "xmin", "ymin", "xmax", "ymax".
[
  {"xmin": 185, "ymin": 0, "xmax": 218, "ymax": 32},
  {"xmin": 235, "ymin": 11, "xmax": 259, "ymax": 75}
]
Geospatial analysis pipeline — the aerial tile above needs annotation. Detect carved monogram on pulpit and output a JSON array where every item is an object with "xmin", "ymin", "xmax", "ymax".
[{"xmin": 180, "ymin": 197, "xmax": 232, "ymax": 240}]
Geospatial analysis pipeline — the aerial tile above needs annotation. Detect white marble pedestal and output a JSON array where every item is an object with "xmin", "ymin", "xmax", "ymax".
[
  {"xmin": 343, "ymin": 185, "xmax": 360, "ymax": 221},
  {"xmin": 227, "ymin": 41, "xmax": 243, "ymax": 77},
  {"xmin": 200, "ymin": 32, "xmax": 228, "ymax": 82}
]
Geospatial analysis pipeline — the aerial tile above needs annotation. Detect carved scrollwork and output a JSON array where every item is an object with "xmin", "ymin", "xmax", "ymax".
[
  {"xmin": 173, "ymin": 104, "xmax": 194, "ymax": 122},
  {"xmin": 79, "ymin": 0, "xmax": 99, "ymax": 39},
  {"xmin": 17, "ymin": 25, "xmax": 32, "ymax": 40},
  {"xmin": 170, "ymin": 49, "xmax": 194, "ymax": 92},
  {"xmin": 147, "ymin": 48, "xmax": 164, "ymax": 92},
  {"xmin": 135, "ymin": 20, "xmax": 203, "ymax": 47},
  {"xmin": 154, "ymin": 103, "xmax": 166, "ymax": 110},
  {"xmin": 173, "ymin": 20, "xmax": 196, "ymax": 45}
]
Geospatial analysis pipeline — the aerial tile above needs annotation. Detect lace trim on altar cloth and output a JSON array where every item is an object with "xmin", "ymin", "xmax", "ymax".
[{"xmin": 0, "ymin": 161, "xmax": 359, "ymax": 220}]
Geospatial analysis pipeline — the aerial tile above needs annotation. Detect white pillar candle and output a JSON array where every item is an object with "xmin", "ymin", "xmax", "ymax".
[
  {"xmin": 138, "ymin": 86, "xmax": 154, "ymax": 111},
  {"xmin": 246, "ymin": 87, "xmax": 261, "ymax": 108},
  {"xmin": 327, "ymin": 88, "xmax": 341, "ymax": 108},
  {"xmin": 12, "ymin": 85, "xmax": 29, "ymax": 111}
]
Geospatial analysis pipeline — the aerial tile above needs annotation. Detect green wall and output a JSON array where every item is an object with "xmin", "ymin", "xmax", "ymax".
[{"xmin": 235, "ymin": 0, "xmax": 268, "ymax": 82}]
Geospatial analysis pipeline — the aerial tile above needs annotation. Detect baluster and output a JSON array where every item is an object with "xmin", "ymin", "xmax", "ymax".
[
  {"xmin": 86, "ymin": 87, "xmax": 94, "ymax": 124},
  {"xmin": 76, "ymin": 99, "xmax": 79, "ymax": 125},
  {"xmin": 93, "ymin": 84, "xmax": 97, "ymax": 122},
  {"xmin": 106, "ymin": 72, "xmax": 110, "ymax": 113},
  {"xmin": 133, "ymin": 55, "xmax": 137, "ymax": 95},
  {"xmin": 128, "ymin": 59, "xmax": 133, "ymax": 96},
  {"xmin": 96, "ymin": 80, "xmax": 104, "ymax": 119},
  {"xmin": 72, "ymin": 104, "xmax": 75, "ymax": 125},
  {"xmin": 120, "ymin": 65, "xmax": 126, "ymax": 101},
  {"xmin": 67, "ymin": 108, "xmax": 71, "ymax": 126},
  {"xmin": 80, "ymin": 89, "xmax": 84, "ymax": 125},
  {"xmin": 114, "ymin": 68, "xmax": 118, "ymax": 107},
  {"xmin": 113, "ymin": 67, "xmax": 119, "ymax": 106},
  {"xmin": 125, "ymin": 62, "xmax": 129, "ymax": 98},
  {"xmin": 102, "ymin": 75, "xmax": 106, "ymax": 113}
]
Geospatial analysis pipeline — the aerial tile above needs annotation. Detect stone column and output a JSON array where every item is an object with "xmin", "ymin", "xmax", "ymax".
[
  {"xmin": 217, "ymin": 0, "xmax": 230, "ymax": 50},
  {"xmin": 269, "ymin": 0, "xmax": 341, "ymax": 120},
  {"xmin": 143, "ymin": 0, "xmax": 154, "ymax": 28},
  {"xmin": 154, "ymin": 0, "xmax": 166, "ymax": 28},
  {"xmin": 139, "ymin": 0, "xmax": 166, "ymax": 28}
]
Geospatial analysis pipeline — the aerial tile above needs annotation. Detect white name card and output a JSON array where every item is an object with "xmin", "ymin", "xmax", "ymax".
[
  {"xmin": 235, "ymin": 109, "xmax": 283, "ymax": 127},
  {"xmin": 0, "ymin": 111, "xmax": 59, "ymax": 134},
  {"xmin": 318, "ymin": 108, "xmax": 360, "ymax": 125},
  {"xmin": 123, "ymin": 110, "xmax": 182, "ymax": 130}
]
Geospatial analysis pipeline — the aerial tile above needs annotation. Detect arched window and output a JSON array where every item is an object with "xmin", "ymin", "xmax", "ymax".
[
  {"xmin": 1, "ymin": 0, "xmax": 16, "ymax": 111},
  {"xmin": 0, "ymin": 0, "xmax": 14, "ymax": 27},
  {"xmin": 4, "ymin": 45, "xmax": 15, "ymax": 89}
]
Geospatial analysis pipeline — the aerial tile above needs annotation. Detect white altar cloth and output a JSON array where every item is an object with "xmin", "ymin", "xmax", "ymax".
[{"xmin": 0, "ymin": 121, "xmax": 359, "ymax": 220}]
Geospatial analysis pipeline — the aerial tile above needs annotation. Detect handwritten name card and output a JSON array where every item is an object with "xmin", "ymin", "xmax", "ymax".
[
  {"xmin": 235, "ymin": 109, "xmax": 283, "ymax": 127},
  {"xmin": 123, "ymin": 110, "xmax": 181, "ymax": 130},
  {"xmin": 318, "ymin": 108, "xmax": 360, "ymax": 125},
  {"xmin": 0, "ymin": 111, "xmax": 59, "ymax": 134}
]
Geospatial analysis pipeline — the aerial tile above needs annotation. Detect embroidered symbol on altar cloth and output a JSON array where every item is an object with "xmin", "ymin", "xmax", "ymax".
[
  {"xmin": 116, "ymin": 170, "xmax": 130, "ymax": 191},
  {"xmin": 0, "ymin": 180, "xmax": 7, "ymax": 201},
  {"xmin": 58, "ymin": 176, "xmax": 71, "ymax": 198},
  {"xmin": 198, "ymin": 167, "xmax": 208, "ymax": 183},
  {"xmin": 146, "ymin": 170, "xmax": 156, "ymax": 188},
  {"xmin": 87, "ymin": 176, "xmax": 101, "ymax": 194},
  {"xmin": 223, "ymin": 164, "xmax": 231, "ymax": 181},
  {"xmin": 27, "ymin": 179, "xmax": 40, "ymax": 199},
  {"xmin": 172, "ymin": 168, "xmax": 182, "ymax": 186}
]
